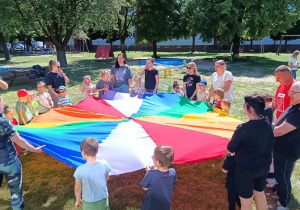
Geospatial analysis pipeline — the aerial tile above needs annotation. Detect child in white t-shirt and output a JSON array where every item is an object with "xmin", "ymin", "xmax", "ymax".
[
  {"xmin": 196, "ymin": 80, "xmax": 209, "ymax": 102},
  {"xmin": 171, "ymin": 81, "xmax": 184, "ymax": 95},
  {"xmin": 131, "ymin": 75, "xmax": 145, "ymax": 94},
  {"xmin": 81, "ymin": 76, "xmax": 95, "ymax": 100},
  {"xmin": 36, "ymin": 81, "xmax": 53, "ymax": 114}
]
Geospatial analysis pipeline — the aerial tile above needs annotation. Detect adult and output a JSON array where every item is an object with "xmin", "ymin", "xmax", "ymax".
[
  {"xmin": 271, "ymin": 81, "xmax": 300, "ymax": 210},
  {"xmin": 271, "ymin": 65, "xmax": 296, "ymax": 119},
  {"xmin": 288, "ymin": 50, "xmax": 300, "ymax": 79},
  {"xmin": 139, "ymin": 57, "xmax": 159, "ymax": 94},
  {"xmin": 0, "ymin": 117, "xmax": 45, "ymax": 209},
  {"xmin": 45, "ymin": 60, "xmax": 69, "ymax": 108},
  {"xmin": 0, "ymin": 76, "xmax": 8, "ymax": 90},
  {"xmin": 110, "ymin": 53, "xmax": 132, "ymax": 93},
  {"xmin": 225, "ymin": 94, "xmax": 274, "ymax": 210},
  {"xmin": 183, "ymin": 62, "xmax": 201, "ymax": 100},
  {"xmin": 208, "ymin": 60, "xmax": 233, "ymax": 102}
]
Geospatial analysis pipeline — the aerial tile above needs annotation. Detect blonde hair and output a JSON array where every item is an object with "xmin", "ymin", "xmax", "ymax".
[
  {"xmin": 146, "ymin": 57, "xmax": 154, "ymax": 63},
  {"xmin": 49, "ymin": 60, "xmax": 60, "ymax": 72},
  {"xmin": 134, "ymin": 75, "xmax": 142, "ymax": 81},
  {"xmin": 187, "ymin": 62, "xmax": 197, "ymax": 75},
  {"xmin": 292, "ymin": 50, "xmax": 300, "ymax": 58},
  {"xmin": 214, "ymin": 88, "xmax": 224, "ymax": 99},
  {"xmin": 215, "ymin": 60, "xmax": 226, "ymax": 69},
  {"xmin": 100, "ymin": 70, "xmax": 110, "ymax": 78},
  {"xmin": 221, "ymin": 99, "xmax": 231, "ymax": 108}
]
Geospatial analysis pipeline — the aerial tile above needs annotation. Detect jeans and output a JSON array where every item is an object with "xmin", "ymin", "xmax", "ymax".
[
  {"xmin": 291, "ymin": 70, "xmax": 297, "ymax": 79},
  {"xmin": 145, "ymin": 89, "xmax": 157, "ymax": 94},
  {"xmin": 114, "ymin": 84, "xmax": 129, "ymax": 93},
  {"xmin": 273, "ymin": 153, "xmax": 295, "ymax": 208},
  {"xmin": 0, "ymin": 112, "xmax": 2, "ymax": 117}
]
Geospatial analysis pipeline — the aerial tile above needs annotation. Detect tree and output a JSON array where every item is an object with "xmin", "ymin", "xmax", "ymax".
[
  {"xmin": 10, "ymin": 0, "xmax": 119, "ymax": 67},
  {"xmin": 134, "ymin": 0, "xmax": 186, "ymax": 58},
  {"xmin": 196, "ymin": 0, "xmax": 300, "ymax": 56}
]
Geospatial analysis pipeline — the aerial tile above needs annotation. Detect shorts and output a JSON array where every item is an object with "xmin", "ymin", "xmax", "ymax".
[
  {"xmin": 235, "ymin": 163, "xmax": 270, "ymax": 198},
  {"xmin": 83, "ymin": 198, "xmax": 109, "ymax": 210}
]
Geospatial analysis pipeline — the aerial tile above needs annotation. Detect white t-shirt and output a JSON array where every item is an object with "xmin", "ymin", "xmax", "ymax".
[
  {"xmin": 35, "ymin": 92, "xmax": 52, "ymax": 114},
  {"xmin": 211, "ymin": 70, "xmax": 233, "ymax": 101},
  {"xmin": 288, "ymin": 58, "xmax": 298, "ymax": 70},
  {"xmin": 196, "ymin": 90, "xmax": 209, "ymax": 102}
]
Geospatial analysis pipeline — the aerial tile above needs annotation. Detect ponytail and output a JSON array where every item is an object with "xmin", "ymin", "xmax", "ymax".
[{"xmin": 262, "ymin": 106, "xmax": 273, "ymax": 125}]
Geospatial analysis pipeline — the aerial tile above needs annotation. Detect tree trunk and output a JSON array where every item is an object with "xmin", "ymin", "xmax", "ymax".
[
  {"xmin": 0, "ymin": 31, "xmax": 11, "ymax": 61},
  {"xmin": 250, "ymin": 39, "xmax": 253, "ymax": 51},
  {"xmin": 191, "ymin": 35, "xmax": 196, "ymax": 53},
  {"xmin": 232, "ymin": 34, "xmax": 240, "ymax": 56},
  {"xmin": 152, "ymin": 41, "xmax": 158, "ymax": 58},
  {"xmin": 56, "ymin": 46, "xmax": 68, "ymax": 67},
  {"xmin": 26, "ymin": 36, "xmax": 31, "ymax": 52},
  {"xmin": 120, "ymin": 37, "xmax": 126, "ymax": 57},
  {"xmin": 284, "ymin": 39, "xmax": 288, "ymax": 52}
]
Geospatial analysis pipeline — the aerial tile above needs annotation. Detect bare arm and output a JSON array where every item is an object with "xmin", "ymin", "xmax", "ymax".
[
  {"xmin": 274, "ymin": 121, "xmax": 296, "ymax": 137},
  {"xmin": 183, "ymin": 82, "xmax": 187, "ymax": 97},
  {"xmin": 11, "ymin": 133, "xmax": 45, "ymax": 152},
  {"xmin": 270, "ymin": 98, "xmax": 277, "ymax": 112},
  {"xmin": 59, "ymin": 70, "xmax": 69, "ymax": 84},
  {"xmin": 143, "ymin": 187, "xmax": 149, "ymax": 191},
  {"xmin": 128, "ymin": 79, "xmax": 132, "ymax": 88},
  {"xmin": 207, "ymin": 84, "xmax": 214, "ymax": 101},
  {"xmin": 110, "ymin": 75, "xmax": 114, "ymax": 84},
  {"xmin": 224, "ymin": 80, "xmax": 232, "ymax": 92},
  {"xmin": 47, "ymin": 85, "xmax": 59, "ymax": 99},
  {"xmin": 80, "ymin": 82, "xmax": 85, "ymax": 92},
  {"xmin": 74, "ymin": 179, "xmax": 82, "ymax": 208},
  {"xmin": 139, "ymin": 68, "xmax": 146, "ymax": 76},
  {"xmin": 153, "ymin": 75, "xmax": 159, "ymax": 93},
  {"xmin": 106, "ymin": 172, "xmax": 110, "ymax": 181},
  {"xmin": 0, "ymin": 79, "xmax": 8, "ymax": 90}
]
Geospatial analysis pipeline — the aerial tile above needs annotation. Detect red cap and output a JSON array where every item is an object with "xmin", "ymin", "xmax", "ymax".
[{"xmin": 17, "ymin": 89, "xmax": 28, "ymax": 97}]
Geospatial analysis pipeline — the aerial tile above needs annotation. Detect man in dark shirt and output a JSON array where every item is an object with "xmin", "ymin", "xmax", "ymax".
[{"xmin": 272, "ymin": 81, "xmax": 300, "ymax": 210}]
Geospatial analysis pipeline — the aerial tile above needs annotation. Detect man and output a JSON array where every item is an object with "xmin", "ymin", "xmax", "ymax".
[
  {"xmin": 271, "ymin": 81, "xmax": 300, "ymax": 210},
  {"xmin": 0, "ymin": 76, "xmax": 8, "ymax": 90},
  {"xmin": 271, "ymin": 65, "xmax": 296, "ymax": 119}
]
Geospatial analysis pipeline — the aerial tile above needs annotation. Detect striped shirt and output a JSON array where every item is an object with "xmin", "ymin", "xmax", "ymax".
[{"xmin": 58, "ymin": 95, "xmax": 72, "ymax": 106}]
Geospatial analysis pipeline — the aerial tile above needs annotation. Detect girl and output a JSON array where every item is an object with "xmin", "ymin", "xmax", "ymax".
[
  {"xmin": 131, "ymin": 75, "xmax": 145, "ymax": 94},
  {"xmin": 288, "ymin": 50, "xmax": 300, "ymax": 79},
  {"xmin": 3, "ymin": 105, "xmax": 21, "ymax": 155},
  {"xmin": 81, "ymin": 76, "xmax": 95, "ymax": 100},
  {"xmin": 95, "ymin": 70, "xmax": 114, "ymax": 98},
  {"xmin": 183, "ymin": 62, "xmax": 201, "ymax": 100},
  {"xmin": 139, "ymin": 57, "xmax": 159, "ymax": 94}
]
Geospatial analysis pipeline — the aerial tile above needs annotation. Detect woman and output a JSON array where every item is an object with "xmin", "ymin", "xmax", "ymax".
[
  {"xmin": 208, "ymin": 60, "xmax": 233, "ymax": 102},
  {"xmin": 139, "ymin": 57, "xmax": 159, "ymax": 94},
  {"xmin": 110, "ymin": 53, "xmax": 132, "ymax": 93},
  {"xmin": 225, "ymin": 94, "xmax": 274, "ymax": 210},
  {"xmin": 0, "ymin": 117, "xmax": 45, "ymax": 209},
  {"xmin": 288, "ymin": 50, "xmax": 300, "ymax": 79},
  {"xmin": 183, "ymin": 62, "xmax": 201, "ymax": 100},
  {"xmin": 45, "ymin": 60, "xmax": 69, "ymax": 107}
]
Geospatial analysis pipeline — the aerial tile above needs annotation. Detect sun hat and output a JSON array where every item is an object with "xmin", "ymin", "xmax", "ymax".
[{"xmin": 58, "ymin": 86, "xmax": 66, "ymax": 90}]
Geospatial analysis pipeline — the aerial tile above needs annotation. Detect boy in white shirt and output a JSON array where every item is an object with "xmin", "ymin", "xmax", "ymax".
[
  {"xmin": 196, "ymin": 80, "xmax": 209, "ymax": 102},
  {"xmin": 36, "ymin": 81, "xmax": 54, "ymax": 114}
]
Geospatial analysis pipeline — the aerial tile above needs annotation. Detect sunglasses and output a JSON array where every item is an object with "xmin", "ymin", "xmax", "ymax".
[
  {"xmin": 56, "ymin": 66, "xmax": 61, "ymax": 68},
  {"xmin": 186, "ymin": 67, "xmax": 192, "ymax": 69}
]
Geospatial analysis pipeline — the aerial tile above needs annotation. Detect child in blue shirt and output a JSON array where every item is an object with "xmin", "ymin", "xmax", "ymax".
[
  {"xmin": 74, "ymin": 137, "xmax": 111, "ymax": 210},
  {"xmin": 140, "ymin": 145, "xmax": 177, "ymax": 210},
  {"xmin": 58, "ymin": 86, "xmax": 72, "ymax": 108}
]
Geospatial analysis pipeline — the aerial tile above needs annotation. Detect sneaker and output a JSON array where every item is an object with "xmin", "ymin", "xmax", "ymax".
[{"xmin": 267, "ymin": 203, "xmax": 289, "ymax": 210}]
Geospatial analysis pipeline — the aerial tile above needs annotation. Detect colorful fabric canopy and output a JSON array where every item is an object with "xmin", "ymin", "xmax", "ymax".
[{"xmin": 16, "ymin": 92, "xmax": 242, "ymax": 175}]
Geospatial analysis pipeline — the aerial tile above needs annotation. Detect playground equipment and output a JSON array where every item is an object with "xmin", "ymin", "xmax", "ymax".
[
  {"xmin": 276, "ymin": 35, "xmax": 300, "ymax": 55},
  {"xmin": 67, "ymin": 38, "xmax": 90, "ymax": 57}
]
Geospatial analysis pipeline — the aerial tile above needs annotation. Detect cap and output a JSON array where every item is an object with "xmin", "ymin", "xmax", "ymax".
[
  {"xmin": 58, "ymin": 86, "xmax": 66, "ymax": 90},
  {"xmin": 17, "ymin": 89, "xmax": 28, "ymax": 97},
  {"xmin": 199, "ymin": 80, "xmax": 207, "ymax": 85}
]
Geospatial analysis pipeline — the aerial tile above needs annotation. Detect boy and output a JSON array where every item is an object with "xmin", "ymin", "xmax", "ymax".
[
  {"xmin": 140, "ymin": 145, "xmax": 177, "ymax": 210},
  {"xmin": 221, "ymin": 99, "xmax": 232, "ymax": 115},
  {"xmin": 171, "ymin": 81, "xmax": 184, "ymax": 95},
  {"xmin": 222, "ymin": 155, "xmax": 241, "ymax": 210},
  {"xmin": 27, "ymin": 91, "xmax": 39, "ymax": 117},
  {"xmin": 263, "ymin": 93, "xmax": 273, "ymax": 107},
  {"xmin": 196, "ymin": 80, "xmax": 209, "ymax": 102},
  {"xmin": 213, "ymin": 88, "xmax": 225, "ymax": 109},
  {"xmin": 16, "ymin": 89, "xmax": 33, "ymax": 125},
  {"xmin": 74, "ymin": 137, "xmax": 111, "ymax": 210},
  {"xmin": 58, "ymin": 86, "xmax": 72, "ymax": 108},
  {"xmin": 36, "ymin": 81, "xmax": 54, "ymax": 114}
]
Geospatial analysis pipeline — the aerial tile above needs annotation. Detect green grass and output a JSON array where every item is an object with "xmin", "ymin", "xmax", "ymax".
[{"xmin": 0, "ymin": 51, "xmax": 299, "ymax": 210}]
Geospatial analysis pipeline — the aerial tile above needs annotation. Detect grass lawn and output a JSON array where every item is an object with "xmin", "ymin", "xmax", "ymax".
[{"xmin": 0, "ymin": 51, "xmax": 299, "ymax": 210}]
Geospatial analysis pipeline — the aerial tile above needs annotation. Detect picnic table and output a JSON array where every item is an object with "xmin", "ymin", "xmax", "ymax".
[{"xmin": 0, "ymin": 68, "xmax": 36, "ymax": 87}]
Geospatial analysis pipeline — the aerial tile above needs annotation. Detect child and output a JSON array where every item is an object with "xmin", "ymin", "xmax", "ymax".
[
  {"xmin": 36, "ymin": 81, "xmax": 54, "ymax": 114},
  {"xmin": 263, "ymin": 93, "xmax": 273, "ymax": 107},
  {"xmin": 95, "ymin": 70, "xmax": 114, "ymax": 98},
  {"xmin": 221, "ymin": 99, "xmax": 232, "ymax": 115},
  {"xmin": 0, "ymin": 94, "xmax": 3, "ymax": 117},
  {"xmin": 222, "ymin": 155, "xmax": 241, "ymax": 210},
  {"xmin": 196, "ymin": 80, "xmax": 209, "ymax": 102},
  {"xmin": 81, "ymin": 75, "xmax": 95, "ymax": 100},
  {"xmin": 27, "ymin": 91, "xmax": 39, "ymax": 117},
  {"xmin": 3, "ymin": 105, "xmax": 21, "ymax": 155},
  {"xmin": 58, "ymin": 86, "xmax": 72, "ymax": 108},
  {"xmin": 16, "ymin": 89, "xmax": 33, "ymax": 125},
  {"xmin": 140, "ymin": 145, "xmax": 177, "ymax": 210},
  {"xmin": 213, "ymin": 88, "xmax": 224, "ymax": 109},
  {"xmin": 74, "ymin": 137, "xmax": 111, "ymax": 210},
  {"xmin": 131, "ymin": 75, "xmax": 145, "ymax": 94},
  {"xmin": 171, "ymin": 81, "xmax": 184, "ymax": 95}
]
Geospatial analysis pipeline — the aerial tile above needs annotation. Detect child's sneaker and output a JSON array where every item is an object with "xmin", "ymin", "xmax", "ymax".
[{"xmin": 266, "ymin": 178, "xmax": 277, "ymax": 188}]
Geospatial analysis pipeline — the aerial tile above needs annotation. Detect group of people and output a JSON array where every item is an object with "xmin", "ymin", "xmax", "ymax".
[{"xmin": 0, "ymin": 52, "xmax": 299, "ymax": 210}]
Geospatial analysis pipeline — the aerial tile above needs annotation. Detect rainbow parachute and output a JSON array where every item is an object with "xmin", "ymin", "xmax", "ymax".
[{"xmin": 16, "ymin": 92, "xmax": 242, "ymax": 175}]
